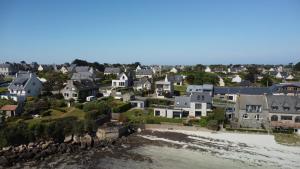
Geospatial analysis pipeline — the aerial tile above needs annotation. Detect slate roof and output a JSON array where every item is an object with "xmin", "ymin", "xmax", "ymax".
[
  {"xmin": 175, "ymin": 96, "xmax": 190, "ymax": 108},
  {"xmin": 134, "ymin": 77, "xmax": 150, "ymax": 87},
  {"xmin": 239, "ymin": 95, "xmax": 268, "ymax": 110},
  {"xmin": 269, "ymin": 82, "xmax": 300, "ymax": 93},
  {"xmin": 72, "ymin": 80, "xmax": 98, "ymax": 90},
  {"xmin": 186, "ymin": 84, "xmax": 213, "ymax": 93},
  {"xmin": 104, "ymin": 67, "xmax": 120, "ymax": 74},
  {"xmin": 75, "ymin": 66, "xmax": 90, "ymax": 72},
  {"xmin": 267, "ymin": 95, "xmax": 300, "ymax": 114},
  {"xmin": 168, "ymin": 75, "xmax": 183, "ymax": 83},
  {"xmin": 136, "ymin": 69, "xmax": 153, "ymax": 76},
  {"xmin": 71, "ymin": 72, "xmax": 94, "ymax": 80},
  {"xmin": 190, "ymin": 92, "xmax": 212, "ymax": 103},
  {"xmin": 214, "ymin": 87, "xmax": 269, "ymax": 95},
  {"xmin": 0, "ymin": 64, "xmax": 12, "ymax": 68},
  {"xmin": 8, "ymin": 72, "xmax": 32, "ymax": 90}
]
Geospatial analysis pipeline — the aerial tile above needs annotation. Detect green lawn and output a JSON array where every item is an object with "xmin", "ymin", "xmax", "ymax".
[
  {"xmin": 274, "ymin": 133, "xmax": 300, "ymax": 146},
  {"xmin": 22, "ymin": 107, "xmax": 86, "ymax": 125},
  {"xmin": 122, "ymin": 108, "xmax": 183, "ymax": 124},
  {"xmin": 0, "ymin": 87, "xmax": 8, "ymax": 94}
]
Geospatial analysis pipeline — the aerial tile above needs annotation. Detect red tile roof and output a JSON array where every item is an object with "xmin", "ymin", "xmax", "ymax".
[{"xmin": 0, "ymin": 105, "xmax": 18, "ymax": 111}]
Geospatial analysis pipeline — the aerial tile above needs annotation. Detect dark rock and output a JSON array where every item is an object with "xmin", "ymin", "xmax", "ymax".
[{"xmin": 0, "ymin": 156, "xmax": 8, "ymax": 166}]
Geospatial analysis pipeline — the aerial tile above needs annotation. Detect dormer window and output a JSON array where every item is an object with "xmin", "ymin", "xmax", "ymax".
[
  {"xmin": 283, "ymin": 107, "xmax": 290, "ymax": 111},
  {"xmin": 272, "ymin": 106, "xmax": 278, "ymax": 110}
]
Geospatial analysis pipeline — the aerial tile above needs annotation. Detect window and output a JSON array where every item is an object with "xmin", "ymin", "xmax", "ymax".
[
  {"xmin": 246, "ymin": 105, "xmax": 262, "ymax": 113},
  {"xmin": 228, "ymin": 96, "xmax": 234, "ymax": 101},
  {"xmin": 272, "ymin": 106, "xmax": 278, "ymax": 110},
  {"xmin": 283, "ymin": 107, "xmax": 290, "ymax": 111},
  {"xmin": 155, "ymin": 111, "xmax": 160, "ymax": 116},
  {"xmin": 27, "ymin": 90, "xmax": 31, "ymax": 94},
  {"xmin": 243, "ymin": 114, "xmax": 249, "ymax": 119},
  {"xmin": 254, "ymin": 114, "xmax": 260, "ymax": 120},
  {"xmin": 195, "ymin": 111, "xmax": 201, "ymax": 117},
  {"xmin": 195, "ymin": 103, "xmax": 202, "ymax": 109},
  {"xmin": 271, "ymin": 115, "xmax": 278, "ymax": 121},
  {"xmin": 281, "ymin": 116, "xmax": 292, "ymax": 120},
  {"xmin": 295, "ymin": 116, "xmax": 300, "ymax": 123},
  {"xmin": 72, "ymin": 93, "xmax": 77, "ymax": 97}
]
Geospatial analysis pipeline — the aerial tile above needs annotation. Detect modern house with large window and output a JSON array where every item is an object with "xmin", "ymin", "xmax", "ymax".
[
  {"xmin": 112, "ymin": 73, "xmax": 129, "ymax": 88},
  {"xmin": 61, "ymin": 79, "xmax": 98, "ymax": 101},
  {"xmin": 154, "ymin": 92, "xmax": 212, "ymax": 119},
  {"xmin": 155, "ymin": 75, "xmax": 174, "ymax": 98}
]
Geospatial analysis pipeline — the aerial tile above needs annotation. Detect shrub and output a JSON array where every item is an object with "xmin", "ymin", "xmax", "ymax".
[
  {"xmin": 207, "ymin": 120, "xmax": 219, "ymax": 130},
  {"xmin": 199, "ymin": 118, "xmax": 208, "ymax": 127},
  {"xmin": 41, "ymin": 110, "xmax": 51, "ymax": 117},
  {"xmin": 112, "ymin": 103, "xmax": 131, "ymax": 113},
  {"xmin": 74, "ymin": 103, "xmax": 83, "ymax": 109}
]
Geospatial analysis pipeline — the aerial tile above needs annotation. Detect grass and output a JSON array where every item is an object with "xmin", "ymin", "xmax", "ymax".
[
  {"xmin": 122, "ymin": 108, "xmax": 183, "ymax": 124},
  {"xmin": 174, "ymin": 84, "xmax": 187, "ymax": 95},
  {"xmin": 274, "ymin": 133, "xmax": 300, "ymax": 146},
  {"xmin": 7, "ymin": 107, "xmax": 86, "ymax": 126},
  {"xmin": 0, "ymin": 87, "xmax": 8, "ymax": 94}
]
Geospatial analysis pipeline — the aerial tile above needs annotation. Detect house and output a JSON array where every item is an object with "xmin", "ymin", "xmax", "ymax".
[
  {"xmin": 67, "ymin": 64, "xmax": 77, "ymax": 73},
  {"xmin": 275, "ymin": 72, "xmax": 283, "ymax": 79},
  {"xmin": 60, "ymin": 66, "xmax": 69, "ymax": 74},
  {"xmin": 151, "ymin": 65, "xmax": 161, "ymax": 75},
  {"xmin": 170, "ymin": 67, "xmax": 178, "ymax": 74},
  {"xmin": 186, "ymin": 84, "xmax": 214, "ymax": 96},
  {"xmin": 268, "ymin": 82, "xmax": 300, "ymax": 96},
  {"xmin": 155, "ymin": 75, "xmax": 174, "ymax": 98},
  {"xmin": 154, "ymin": 92, "xmax": 212, "ymax": 119},
  {"xmin": 0, "ymin": 63, "xmax": 17, "ymax": 76},
  {"xmin": 168, "ymin": 75, "xmax": 184, "ymax": 86},
  {"xmin": 233, "ymin": 95, "xmax": 269, "ymax": 129},
  {"xmin": 8, "ymin": 72, "xmax": 42, "ymax": 102},
  {"xmin": 112, "ymin": 73, "xmax": 129, "ymax": 88},
  {"xmin": 214, "ymin": 86, "xmax": 269, "ymax": 102},
  {"xmin": 231, "ymin": 75, "xmax": 242, "ymax": 83},
  {"xmin": 267, "ymin": 95, "xmax": 300, "ymax": 131},
  {"xmin": 61, "ymin": 80, "xmax": 98, "ymax": 101},
  {"xmin": 285, "ymin": 74, "xmax": 294, "ymax": 80},
  {"xmin": 219, "ymin": 77, "xmax": 225, "ymax": 87},
  {"xmin": 0, "ymin": 104, "xmax": 22, "ymax": 118},
  {"xmin": 133, "ymin": 77, "xmax": 151, "ymax": 91},
  {"xmin": 135, "ymin": 69, "xmax": 153, "ymax": 79},
  {"xmin": 71, "ymin": 66, "xmax": 95, "ymax": 81},
  {"xmin": 135, "ymin": 65, "xmax": 142, "ymax": 71},
  {"xmin": 104, "ymin": 67, "xmax": 121, "ymax": 76},
  {"xmin": 204, "ymin": 66, "xmax": 211, "ymax": 73}
]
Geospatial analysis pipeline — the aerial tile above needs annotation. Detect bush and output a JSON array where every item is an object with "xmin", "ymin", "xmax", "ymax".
[
  {"xmin": 74, "ymin": 103, "xmax": 83, "ymax": 109},
  {"xmin": 146, "ymin": 98, "xmax": 174, "ymax": 107},
  {"xmin": 41, "ymin": 110, "xmax": 51, "ymax": 117},
  {"xmin": 112, "ymin": 103, "xmax": 131, "ymax": 113},
  {"xmin": 207, "ymin": 120, "xmax": 219, "ymax": 130},
  {"xmin": 199, "ymin": 118, "xmax": 208, "ymax": 127}
]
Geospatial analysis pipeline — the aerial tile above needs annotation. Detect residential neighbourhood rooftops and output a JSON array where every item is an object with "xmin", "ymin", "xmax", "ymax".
[
  {"xmin": 175, "ymin": 96, "xmax": 190, "ymax": 108},
  {"xmin": 136, "ymin": 69, "xmax": 153, "ymax": 76},
  {"xmin": 238, "ymin": 95, "xmax": 268, "ymax": 110},
  {"xmin": 214, "ymin": 87, "xmax": 269, "ymax": 95},
  {"xmin": 186, "ymin": 84, "xmax": 213, "ymax": 93},
  {"xmin": 190, "ymin": 92, "xmax": 212, "ymax": 103}
]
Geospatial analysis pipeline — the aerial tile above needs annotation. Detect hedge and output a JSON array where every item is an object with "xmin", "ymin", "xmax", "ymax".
[{"xmin": 112, "ymin": 103, "xmax": 131, "ymax": 113}]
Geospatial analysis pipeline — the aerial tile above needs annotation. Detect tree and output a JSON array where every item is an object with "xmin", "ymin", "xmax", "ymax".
[
  {"xmin": 260, "ymin": 75, "xmax": 273, "ymax": 87},
  {"xmin": 245, "ymin": 67, "xmax": 259, "ymax": 83},
  {"xmin": 185, "ymin": 75, "xmax": 195, "ymax": 84},
  {"xmin": 294, "ymin": 61, "xmax": 300, "ymax": 71}
]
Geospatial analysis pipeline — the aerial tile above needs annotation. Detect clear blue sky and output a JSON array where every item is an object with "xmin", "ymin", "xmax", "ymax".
[{"xmin": 0, "ymin": 0, "xmax": 299, "ymax": 65}]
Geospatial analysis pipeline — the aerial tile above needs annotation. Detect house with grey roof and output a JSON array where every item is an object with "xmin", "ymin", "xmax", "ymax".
[
  {"xmin": 71, "ymin": 66, "xmax": 95, "ymax": 81},
  {"xmin": 112, "ymin": 73, "xmax": 129, "ymax": 88},
  {"xmin": 104, "ymin": 67, "xmax": 121, "ymax": 76},
  {"xmin": 154, "ymin": 92, "xmax": 212, "ymax": 119},
  {"xmin": 0, "ymin": 63, "xmax": 17, "ymax": 76},
  {"xmin": 168, "ymin": 75, "xmax": 184, "ymax": 86},
  {"xmin": 8, "ymin": 71, "xmax": 42, "ymax": 102},
  {"xmin": 186, "ymin": 84, "xmax": 214, "ymax": 96},
  {"xmin": 268, "ymin": 82, "xmax": 300, "ymax": 96},
  {"xmin": 133, "ymin": 77, "xmax": 151, "ymax": 91},
  {"xmin": 61, "ymin": 79, "xmax": 98, "ymax": 101},
  {"xmin": 135, "ymin": 69, "xmax": 153, "ymax": 79},
  {"xmin": 232, "ymin": 95, "xmax": 269, "ymax": 129},
  {"xmin": 267, "ymin": 95, "xmax": 300, "ymax": 131}
]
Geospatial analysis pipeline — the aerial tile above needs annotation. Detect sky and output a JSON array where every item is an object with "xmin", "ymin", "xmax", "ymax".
[{"xmin": 0, "ymin": 0, "xmax": 299, "ymax": 65}]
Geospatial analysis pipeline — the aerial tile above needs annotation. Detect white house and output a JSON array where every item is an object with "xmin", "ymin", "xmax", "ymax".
[
  {"xmin": 38, "ymin": 65, "xmax": 44, "ymax": 71},
  {"xmin": 219, "ymin": 77, "xmax": 225, "ymax": 87},
  {"xmin": 170, "ymin": 67, "xmax": 178, "ymax": 74},
  {"xmin": 60, "ymin": 66, "xmax": 68, "ymax": 74},
  {"xmin": 205, "ymin": 66, "xmax": 211, "ymax": 73},
  {"xmin": 286, "ymin": 74, "xmax": 294, "ymax": 80},
  {"xmin": 133, "ymin": 77, "xmax": 151, "ymax": 91},
  {"xmin": 231, "ymin": 75, "xmax": 242, "ymax": 83},
  {"xmin": 154, "ymin": 92, "xmax": 212, "ymax": 119},
  {"xmin": 8, "ymin": 72, "xmax": 42, "ymax": 102},
  {"xmin": 135, "ymin": 65, "xmax": 142, "ymax": 71},
  {"xmin": 275, "ymin": 72, "xmax": 283, "ymax": 79},
  {"xmin": 155, "ymin": 75, "xmax": 174, "ymax": 98},
  {"xmin": 112, "ymin": 73, "xmax": 129, "ymax": 88}
]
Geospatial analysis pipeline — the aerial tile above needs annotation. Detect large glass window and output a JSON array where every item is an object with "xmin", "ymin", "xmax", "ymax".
[
  {"xmin": 271, "ymin": 115, "xmax": 278, "ymax": 121},
  {"xmin": 281, "ymin": 116, "xmax": 292, "ymax": 120},
  {"xmin": 295, "ymin": 116, "xmax": 300, "ymax": 123}
]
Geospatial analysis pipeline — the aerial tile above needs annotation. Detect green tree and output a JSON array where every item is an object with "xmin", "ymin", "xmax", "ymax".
[{"xmin": 294, "ymin": 61, "xmax": 300, "ymax": 71}]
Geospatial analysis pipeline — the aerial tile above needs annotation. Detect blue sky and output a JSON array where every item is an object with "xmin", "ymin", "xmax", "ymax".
[{"xmin": 0, "ymin": 0, "xmax": 299, "ymax": 65}]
